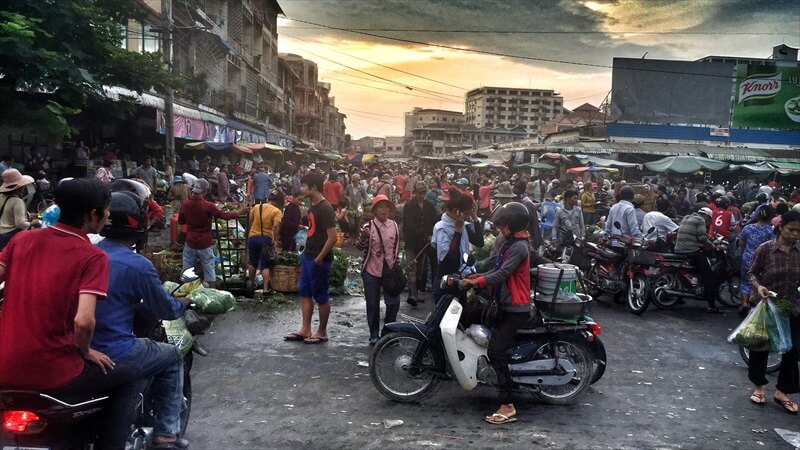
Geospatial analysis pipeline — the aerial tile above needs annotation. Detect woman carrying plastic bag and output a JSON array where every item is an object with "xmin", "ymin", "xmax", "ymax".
[{"xmin": 744, "ymin": 211, "xmax": 800, "ymax": 414}]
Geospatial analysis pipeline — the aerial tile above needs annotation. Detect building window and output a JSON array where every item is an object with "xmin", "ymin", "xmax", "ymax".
[{"xmin": 141, "ymin": 24, "xmax": 160, "ymax": 53}]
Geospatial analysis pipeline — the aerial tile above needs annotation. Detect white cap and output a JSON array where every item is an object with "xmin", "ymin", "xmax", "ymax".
[{"xmin": 698, "ymin": 207, "xmax": 713, "ymax": 217}]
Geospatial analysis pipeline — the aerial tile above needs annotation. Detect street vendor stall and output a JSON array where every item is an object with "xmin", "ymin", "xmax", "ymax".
[{"xmin": 644, "ymin": 155, "xmax": 729, "ymax": 174}]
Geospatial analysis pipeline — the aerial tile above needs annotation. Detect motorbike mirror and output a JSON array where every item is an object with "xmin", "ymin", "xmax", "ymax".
[
  {"xmin": 614, "ymin": 221, "xmax": 622, "ymax": 230},
  {"xmin": 463, "ymin": 253, "xmax": 476, "ymax": 267},
  {"xmin": 647, "ymin": 226, "xmax": 656, "ymax": 234},
  {"xmin": 180, "ymin": 267, "xmax": 200, "ymax": 283}
]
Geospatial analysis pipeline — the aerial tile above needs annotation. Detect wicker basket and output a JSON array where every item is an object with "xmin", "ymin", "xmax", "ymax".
[
  {"xmin": 272, "ymin": 265, "xmax": 300, "ymax": 293},
  {"xmin": 145, "ymin": 250, "xmax": 183, "ymax": 282}
]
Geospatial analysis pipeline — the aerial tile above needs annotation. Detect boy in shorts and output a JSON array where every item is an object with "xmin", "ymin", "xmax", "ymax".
[{"xmin": 285, "ymin": 172, "xmax": 337, "ymax": 344}]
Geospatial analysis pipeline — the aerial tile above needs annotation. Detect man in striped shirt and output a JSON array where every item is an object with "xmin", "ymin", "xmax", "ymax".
[{"xmin": 675, "ymin": 207, "xmax": 720, "ymax": 313}]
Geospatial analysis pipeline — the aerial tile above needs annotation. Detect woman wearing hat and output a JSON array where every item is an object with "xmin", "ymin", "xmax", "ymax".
[
  {"xmin": 357, "ymin": 195, "xmax": 402, "ymax": 345},
  {"xmin": 167, "ymin": 176, "xmax": 191, "ymax": 208},
  {"xmin": 375, "ymin": 174, "xmax": 393, "ymax": 200},
  {"xmin": 0, "ymin": 169, "xmax": 40, "ymax": 250}
]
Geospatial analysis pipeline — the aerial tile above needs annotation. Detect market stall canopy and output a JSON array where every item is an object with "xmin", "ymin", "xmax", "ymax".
[
  {"xmin": 574, "ymin": 155, "xmax": 641, "ymax": 169},
  {"xmin": 539, "ymin": 153, "xmax": 571, "ymax": 162},
  {"xmin": 247, "ymin": 143, "xmax": 288, "ymax": 152},
  {"xmin": 728, "ymin": 162, "xmax": 776, "ymax": 174},
  {"xmin": 768, "ymin": 161, "xmax": 800, "ymax": 174},
  {"xmin": 644, "ymin": 156, "xmax": 729, "ymax": 173},
  {"xmin": 471, "ymin": 160, "xmax": 507, "ymax": 168},
  {"xmin": 184, "ymin": 141, "xmax": 252, "ymax": 154},
  {"xmin": 517, "ymin": 162, "xmax": 556, "ymax": 170},
  {"xmin": 346, "ymin": 154, "xmax": 378, "ymax": 164},
  {"xmin": 567, "ymin": 166, "xmax": 619, "ymax": 174},
  {"xmin": 323, "ymin": 153, "xmax": 343, "ymax": 161}
]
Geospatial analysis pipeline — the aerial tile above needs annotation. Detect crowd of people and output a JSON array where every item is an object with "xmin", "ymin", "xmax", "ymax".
[{"xmin": 0, "ymin": 151, "xmax": 798, "ymax": 436}]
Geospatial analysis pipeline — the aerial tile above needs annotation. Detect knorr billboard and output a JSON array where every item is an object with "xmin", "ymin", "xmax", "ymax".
[{"xmin": 732, "ymin": 64, "xmax": 800, "ymax": 130}]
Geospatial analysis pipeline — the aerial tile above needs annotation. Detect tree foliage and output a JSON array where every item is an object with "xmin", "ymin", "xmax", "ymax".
[{"xmin": 0, "ymin": 0, "xmax": 182, "ymax": 139}]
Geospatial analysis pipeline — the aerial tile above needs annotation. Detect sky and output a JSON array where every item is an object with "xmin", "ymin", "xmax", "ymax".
[{"xmin": 275, "ymin": 0, "xmax": 800, "ymax": 139}]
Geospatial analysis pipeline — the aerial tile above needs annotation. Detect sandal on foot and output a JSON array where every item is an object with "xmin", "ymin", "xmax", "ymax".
[
  {"xmin": 774, "ymin": 397, "xmax": 799, "ymax": 414},
  {"xmin": 284, "ymin": 332, "xmax": 309, "ymax": 341},
  {"xmin": 485, "ymin": 413, "xmax": 517, "ymax": 425},
  {"xmin": 304, "ymin": 336, "xmax": 329, "ymax": 344},
  {"xmin": 750, "ymin": 393, "xmax": 766, "ymax": 405}
]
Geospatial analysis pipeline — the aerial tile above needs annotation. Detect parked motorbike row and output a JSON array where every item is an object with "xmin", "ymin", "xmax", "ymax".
[
  {"xmin": 547, "ymin": 221, "xmax": 739, "ymax": 316},
  {"xmin": 0, "ymin": 269, "xmax": 215, "ymax": 450}
]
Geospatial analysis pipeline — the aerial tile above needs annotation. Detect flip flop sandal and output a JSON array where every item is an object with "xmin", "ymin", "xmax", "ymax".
[
  {"xmin": 485, "ymin": 413, "xmax": 517, "ymax": 425},
  {"xmin": 750, "ymin": 393, "xmax": 766, "ymax": 405},
  {"xmin": 774, "ymin": 397, "xmax": 799, "ymax": 414},
  {"xmin": 284, "ymin": 332, "xmax": 309, "ymax": 341},
  {"xmin": 304, "ymin": 336, "xmax": 329, "ymax": 344}
]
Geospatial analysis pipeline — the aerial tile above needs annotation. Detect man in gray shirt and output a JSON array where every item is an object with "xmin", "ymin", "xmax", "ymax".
[
  {"xmin": 132, "ymin": 158, "xmax": 157, "ymax": 192},
  {"xmin": 552, "ymin": 189, "xmax": 585, "ymax": 242}
]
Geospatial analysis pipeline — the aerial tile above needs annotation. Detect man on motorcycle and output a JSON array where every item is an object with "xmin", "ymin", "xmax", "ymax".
[
  {"xmin": 604, "ymin": 186, "xmax": 642, "ymax": 250},
  {"xmin": 459, "ymin": 202, "xmax": 531, "ymax": 425},
  {"xmin": 93, "ymin": 188, "xmax": 191, "ymax": 448},
  {"xmin": 0, "ymin": 179, "xmax": 135, "ymax": 448},
  {"xmin": 675, "ymin": 207, "xmax": 721, "ymax": 313}
]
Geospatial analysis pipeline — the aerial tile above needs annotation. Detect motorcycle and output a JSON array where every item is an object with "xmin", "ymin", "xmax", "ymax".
[
  {"xmin": 369, "ymin": 254, "xmax": 605, "ymax": 406},
  {"xmin": 581, "ymin": 221, "xmax": 639, "ymax": 303},
  {"xmin": 0, "ymin": 268, "xmax": 210, "ymax": 450},
  {"xmin": 646, "ymin": 235, "xmax": 740, "ymax": 310}
]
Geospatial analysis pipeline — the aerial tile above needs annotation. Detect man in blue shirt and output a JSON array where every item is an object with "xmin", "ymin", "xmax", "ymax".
[
  {"xmin": 604, "ymin": 186, "xmax": 643, "ymax": 248},
  {"xmin": 252, "ymin": 165, "xmax": 272, "ymax": 203},
  {"xmin": 93, "ymin": 189, "xmax": 189, "ymax": 449}
]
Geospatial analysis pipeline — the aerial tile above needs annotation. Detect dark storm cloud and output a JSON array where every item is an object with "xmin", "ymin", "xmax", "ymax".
[{"xmin": 278, "ymin": 0, "xmax": 797, "ymax": 73}]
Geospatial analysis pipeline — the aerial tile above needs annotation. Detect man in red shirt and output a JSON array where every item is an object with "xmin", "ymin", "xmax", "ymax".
[
  {"xmin": 393, "ymin": 171, "xmax": 407, "ymax": 202},
  {"xmin": 0, "ymin": 178, "xmax": 140, "ymax": 448},
  {"xmin": 179, "ymin": 178, "xmax": 247, "ymax": 288},
  {"xmin": 709, "ymin": 196, "xmax": 734, "ymax": 239},
  {"xmin": 322, "ymin": 171, "xmax": 344, "ymax": 208}
]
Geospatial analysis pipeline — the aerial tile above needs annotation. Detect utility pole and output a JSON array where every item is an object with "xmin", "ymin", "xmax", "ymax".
[{"xmin": 163, "ymin": 0, "xmax": 175, "ymax": 165}]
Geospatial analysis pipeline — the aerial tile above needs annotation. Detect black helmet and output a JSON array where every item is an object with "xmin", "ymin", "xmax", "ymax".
[
  {"xmin": 491, "ymin": 201, "xmax": 529, "ymax": 233},
  {"xmin": 101, "ymin": 191, "xmax": 148, "ymax": 240},
  {"xmin": 619, "ymin": 186, "xmax": 635, "ymax": 201},
  {"xmin": 108, "ymin": 178, "xmax": 151, "ymax": 200},
  {"xmin": 715, "ymin": 196, "xmax": 730, "ymax": 209}
]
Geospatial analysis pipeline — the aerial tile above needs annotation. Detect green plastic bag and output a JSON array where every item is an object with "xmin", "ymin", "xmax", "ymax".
[
  {"xmin": 163, "ymin": 318, "xmax": 193, "ymax": 354},
  {"xmin": 766, "ymin": 300, "xmax": 792, "ymax": 354},
  {"xmin": 187, "ymin": 288, "xmax": 236, "ymax": 313},
  {"xmin": 728, "ymin": 300, "xmax": 770, "ymax": 352}
]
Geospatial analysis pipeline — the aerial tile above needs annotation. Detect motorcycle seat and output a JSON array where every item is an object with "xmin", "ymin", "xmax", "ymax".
[{"xmin": 659, "ymin": 253, "xmax": 691, "ymax": 261}]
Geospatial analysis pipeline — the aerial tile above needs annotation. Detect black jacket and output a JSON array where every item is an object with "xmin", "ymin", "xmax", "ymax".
[{"xmin": 403, "ymin": 199, "xmax": 438, "ymax": 251}]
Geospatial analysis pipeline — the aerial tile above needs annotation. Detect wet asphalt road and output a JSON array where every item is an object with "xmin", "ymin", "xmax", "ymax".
[{"xmin": 185, "ymin": 292, "xmax": 800, "ymax": 449}]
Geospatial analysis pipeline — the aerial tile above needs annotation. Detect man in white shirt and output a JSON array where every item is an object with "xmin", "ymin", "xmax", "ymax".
[
  {"xmin": 642, "ymin": 197, "xmax": 678, "ymax": 240},
  {"xmin": 604, "ymin": 186, "xmax": 642, "ymax": 248}
]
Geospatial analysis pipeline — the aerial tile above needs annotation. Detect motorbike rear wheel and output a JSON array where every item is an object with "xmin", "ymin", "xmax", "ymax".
[
  {"xmin": 179, "ymin": 351, "xmax": 193, "ymax": 438},
  {"xmin": 369, "ymin": 332, "xmax": 441, "ymax": 403},
  {"xmin": 582, "ymin": 265, "xmax": 604, "ymax": 300},
  {"xmin": 652, "ymin": 273, "xmax": 680, "ymax": 309},
  {"xmin": 533, "ymin": 338, "xmax": 594, "ymax": 405},
  {"xmin": 590, "ymin": 338, "xmax": 607, "ymax": 384},
  {"xmin": 739, "ymin": 346, "xmax": 781, "ymax": 374},
  {"xmin": 627, "ymin": 274, "xmax": 650, "ymax": 315}
]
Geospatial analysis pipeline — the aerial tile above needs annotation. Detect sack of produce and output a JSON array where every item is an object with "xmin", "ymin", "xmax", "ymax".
[
  {"xmin": 727, "ymin": 300, "xmax": 770, "ymax": 351},
  {"xmin": 162, "ymin": 279, "xmax": 203, "ymax": 298},
  {"xmin": 163, "ymin": 318, "xmax": 193, "ymax": 354},
  {"xmin": 188, "ymin": 288, "xmax": 236, "ymax": 314}
]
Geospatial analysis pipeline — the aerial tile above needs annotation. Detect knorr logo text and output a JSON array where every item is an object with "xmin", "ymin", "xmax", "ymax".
[{"xmin": 739, "ymin": 73, "xmax": 781, "ymax": 103}]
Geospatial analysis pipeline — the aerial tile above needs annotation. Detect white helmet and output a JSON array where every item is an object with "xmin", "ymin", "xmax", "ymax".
[{"xmin": 698, "ymin": 207, "xmax": 713, "ymax": 217}]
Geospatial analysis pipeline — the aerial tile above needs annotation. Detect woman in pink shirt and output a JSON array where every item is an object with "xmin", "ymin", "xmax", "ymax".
[{"xmin": 357, "ymin": 195, "xmax": 401, "ymax": 345}]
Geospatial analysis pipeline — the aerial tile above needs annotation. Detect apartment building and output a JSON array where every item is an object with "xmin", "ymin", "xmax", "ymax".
[
  {"xmin": 407, "ymin": 108, "xmax": 526, "ymax": 156},
  {"xmin": 465, "ymin": 87, "xmax": 564, "ymax": 136}
]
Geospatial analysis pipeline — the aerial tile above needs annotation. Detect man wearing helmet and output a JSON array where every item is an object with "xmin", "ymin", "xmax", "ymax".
[
  {"xmin": 459, "ymin": 202, "xmax": 531, "ymax": 425},
  {"xmin": 93, "ymin": 186, "xmax": 192, "ymax": 448},
  {"xmin": 675, "ymin": 207, "xmax": 721, "ymax": 313}
]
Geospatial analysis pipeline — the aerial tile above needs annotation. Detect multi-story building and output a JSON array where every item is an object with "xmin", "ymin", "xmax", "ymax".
[
  {"xmin": 540, "ymin": 103, "xmax": 608, "ymax": 135},
  {"xmin": 281, "ymin": 53, "xmax": 322, "ymax": 145},
  {"xmin": 407, "ymin": 108, "xmax": 526, "ymax": 156},
  {"xmin": 384, "ymin": 136, "xmax": 405, "ymax": 156},
  {"xmin": 465, "ymin": 87, "xmax": 564, "ymax": 137},
  {"xmin": 351, "ymin": 136, "xmax": 386, "ymax": 153},
  {"xmin": 318, "ymin": 83, "xmax": 347, "ymax": 153}
]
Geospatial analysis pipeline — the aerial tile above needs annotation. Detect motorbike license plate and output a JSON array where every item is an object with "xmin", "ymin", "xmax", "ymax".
[{"xmin": 3, "ymin": 447, "xmax": 51, "ymax": 450}]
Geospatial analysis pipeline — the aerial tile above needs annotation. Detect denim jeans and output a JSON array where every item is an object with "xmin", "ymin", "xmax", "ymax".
[
  {"xmin": 114, "ymin": 338, "xmax": 184, "ymax": 438},
  {"xmin": 362, "ymin": 272, "xmax": 400, "ymax": 339},
  {"xmin": 182, "ymin": 245, "xmax": 216, "ymax": 281}
]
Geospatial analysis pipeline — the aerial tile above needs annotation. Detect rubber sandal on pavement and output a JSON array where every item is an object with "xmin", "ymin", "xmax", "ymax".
[
  {"xmin": 485, "ymin": 413, "xmax": 517, "ymax": 425},
  {"xmin": 774, "ymin": 397, "xmax": 799, "ymax": 414},
  {"xmin": 750, "ymin": 393, "xmax": 766, "ymax": 405},
  {"xmin": 304, "ymin": 336, "xmax": 329, "ymax": 344}
]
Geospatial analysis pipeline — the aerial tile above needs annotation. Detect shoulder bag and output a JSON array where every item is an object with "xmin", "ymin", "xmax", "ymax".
[
  {"xmin": 372, "ymin": 220, "xmax": 406, "ymax": 296},
  {"xmin": 259, "ymin": 203, "xmax": 277, "ymax": 266}
]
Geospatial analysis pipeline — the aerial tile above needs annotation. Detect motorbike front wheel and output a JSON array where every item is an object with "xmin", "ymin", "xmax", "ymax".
[
  {"xmin": 652, "ymin": 273, "xmax": 681, "ymax": 309},
  {"xmin": 627, "ymin": 274, "xmax": 650, "ymax": 315},
  {"xmin": 739, "ymin": 346, "xmax": 781, "ymax": 374},
  {"xmin": 533, "ymin": 338, "xmax": 594, "ymax": 405},
  {"xmin": 369, "ymin": 332, "xmax": 441, "ymax": 403},
  {"xmin": 717, "ymin": 279, "xmax": 741, "ymax": 307}
]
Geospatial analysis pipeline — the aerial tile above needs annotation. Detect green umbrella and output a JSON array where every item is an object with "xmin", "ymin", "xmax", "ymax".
[
  {"xmin": 518, "ymin": 162, "xmax": 556, "ymax": 170},
  {"xmin": 644, "ymin": 156, "xmax": 729, "ymax": 174}
]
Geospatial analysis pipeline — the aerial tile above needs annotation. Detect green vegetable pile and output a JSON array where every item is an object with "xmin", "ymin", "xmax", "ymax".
[
  {"xmin": 776, "ymin": 299, "xmax": 792, "ymax": 317},
  {"xmin": 276, "ymin": 251, "xmax": 301, "ymax": 267},
  {"xmin": 330, "ymin": 248, "xmax": 348, "ymax": 288}
]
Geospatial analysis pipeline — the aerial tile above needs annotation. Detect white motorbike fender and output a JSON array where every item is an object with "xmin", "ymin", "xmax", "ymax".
[{"xmin": 440, "ymin": 299, "xmax": 488, "ymax": 390}]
